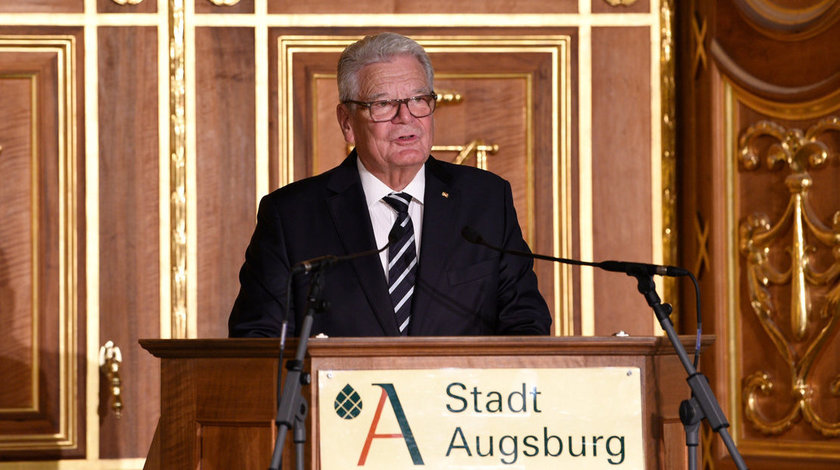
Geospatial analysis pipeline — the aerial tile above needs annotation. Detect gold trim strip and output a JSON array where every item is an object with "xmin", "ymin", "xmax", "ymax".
[
  {"xmin": 559, "ymin": 38, "xmax": 574, "ymax": 336},
  {"xmin": 723, "ymin": 76, "xmax": 840, "ymax": 120},
  {"xmin": 724, "ymin": 80, "xmax": 742, "ymax": 445},
  {"xmin": 657, "ymin": 0, "xmax": 677, "ymax": 334},
  {"xmin": 0, "ymin": 13, "xmax": 161, "ymax": 26},
  {"xmin": 83, "ymin": 0, "xmax": 101, "ymax": 458},
  {"xmin": 190, "ymin": 13, "xmax": 659, "ymax": 27},
  {"xmin": 185, "ymin": 0, "xmax": 198, "ymax": 338},
  {"xmin": 1, "ymin": 12, "xmax": 661, "ymax": 28},
  {"xmin": 579, "ymin": 24, "xmax": 594, "ymax": 336},
  {"xmin": 255, "ymin": 0, "xmax": 269, "ymax": 204},
  {"xmin": 158, "ymin": 0, "xmax": 172, "ymax": 339},
  {"xmin": 169, "ymin": 0, "xmax": 187, "ymax": 339}
]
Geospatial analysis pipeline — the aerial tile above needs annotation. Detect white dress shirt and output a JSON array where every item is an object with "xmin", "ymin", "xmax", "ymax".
[{"xmin": 357, "ymin": 158, "xmax": 425, "ymax": 281}]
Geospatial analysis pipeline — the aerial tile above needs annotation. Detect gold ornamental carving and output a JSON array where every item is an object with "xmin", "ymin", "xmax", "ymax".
[
  {"xmin": 111, "ymin": 0, "xmax": 143, "ymax": 4},
  {"xmin": 98, "ymin": 341, "xmax": 124, "ymax": 418},
  {"xmin": 660, "ymin": 0, "xmax": 679, "ymax": 312},
  {"xmin": 206, "ymin": 0, "xmax": 241, "ymax": 5},
  {"xmin": 604, "ymin": 0, "xmax": 638, "ymax": 6},
  {"xmin": 434, "ymin": 89, "xmax": 463, "ymax": 107},
  {"xmin": 433, "ymin": 140, "xmax": 499, "ymax": 171},
  {"xmin": 169, "ymin": 0, "xmax": 188, "ymax": 338},
  {"xmin": 738, "ymin": 117, "xmax": 840, "ymax": 437}
]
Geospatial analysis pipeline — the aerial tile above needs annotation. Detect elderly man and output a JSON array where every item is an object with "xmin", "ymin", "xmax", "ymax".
[{"xmin": 229, "ymin": 32, "xmax": 551, "ymax": 337}]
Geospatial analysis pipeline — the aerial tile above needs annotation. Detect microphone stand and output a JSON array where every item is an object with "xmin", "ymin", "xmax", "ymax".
[
  {"xmin": 268, "ymin": 265, "xmax": 329, "ymax": 470},
  {"xmin": 460, "ymin": 227, "xmax": 748, "ymax": 469},
  {"xmin": 266, "ymin": 232, "xmax": 399, "ymax": 469},
  {"xmin": 626, "ymin": 268, "xmax": 747, "ymax": 470}
]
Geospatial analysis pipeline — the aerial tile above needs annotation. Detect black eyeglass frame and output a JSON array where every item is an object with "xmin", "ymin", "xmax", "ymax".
[{"xmin": 343, "ymin": 92, "xmax": 438, "ymax": 122}]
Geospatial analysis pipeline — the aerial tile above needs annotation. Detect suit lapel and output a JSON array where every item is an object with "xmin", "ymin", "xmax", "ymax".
[
  {"xmin": 326, "ymin": 153, "xmax": 399, "ymax": 335},
  {"xmin": 412, "ymin": 157, "xmax": 461, "ymax": 334}
]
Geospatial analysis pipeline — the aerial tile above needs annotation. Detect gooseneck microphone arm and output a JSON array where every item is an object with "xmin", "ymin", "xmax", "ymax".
[
  {"xmin": 269, "ymin": 224, "xmax": 404, "ymax": 470},
  {"xmin": 460, "ymin": 226, "xmax": 690, "ymax": 277},
  {"xmin": 461, "ymin": 226, "xmax": 748, "ymax": 470}
]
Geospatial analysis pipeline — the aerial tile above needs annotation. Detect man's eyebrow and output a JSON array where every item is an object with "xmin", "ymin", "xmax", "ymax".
[
  {"xmin": 364, "ymin": 92, "xmax": 389, "ymax": 101},
  {"xmin": 363, "ymin": 89, "xmax": 431, "ymax": 101}
]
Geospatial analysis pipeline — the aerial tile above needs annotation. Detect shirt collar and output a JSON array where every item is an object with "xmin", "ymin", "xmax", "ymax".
[{"xmin": 357, "ymin": 157, "xmax": 426, "ymax": 207}]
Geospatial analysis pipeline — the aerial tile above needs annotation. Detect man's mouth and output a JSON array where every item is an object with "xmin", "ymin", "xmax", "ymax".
[{"xmin": 396, "ymin": 132, "xmax": 419, "ymax": 142}]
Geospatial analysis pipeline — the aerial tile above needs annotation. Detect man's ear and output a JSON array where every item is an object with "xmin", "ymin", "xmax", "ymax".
[{"xmin": 336, "ymin": 103, "xmax": 355, "ymax": 144}]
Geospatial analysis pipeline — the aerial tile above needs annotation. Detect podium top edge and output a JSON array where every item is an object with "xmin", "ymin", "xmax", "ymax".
[{"xmin": 139, "ymin": 335, "xmax": 714, "ymax": 359}]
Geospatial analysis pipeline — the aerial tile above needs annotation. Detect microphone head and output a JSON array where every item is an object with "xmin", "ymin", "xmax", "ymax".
[{"xmin": 461, "ymin": 226, "xmax": 483, "ymax": 244}]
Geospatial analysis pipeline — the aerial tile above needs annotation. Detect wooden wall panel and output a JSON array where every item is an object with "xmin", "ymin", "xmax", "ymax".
[
  {"xmin": 0, "ymin": 29, "xmax": 86, "ymax": 460},
  {"xmin": 591, "ymin": 26, "xmax": 653, "ymax": 336},
  {"xmin": 0, "ymin": 1, "xmax": 673, "ymax": 465},
  {"xmin": 679, "ymin": 1, "xmax": 840, "ymax": 468},
  {"xmin": 275, "ymin": 31, "xmax": 574, "ymax": 333},
  {"xmin": 196, "ymin": 27, "xmax": 257, "ymax": 338},
  {"xmin": 0, "ymin": 76, "xmax": 36, "ymax": 412},
  {"xmin": 97, "ymin": 26, "xmax": 160, "ymax": 459},
  {"xmin": 0, "ymin": 0, "xmax": 82, "ymax": 13}
]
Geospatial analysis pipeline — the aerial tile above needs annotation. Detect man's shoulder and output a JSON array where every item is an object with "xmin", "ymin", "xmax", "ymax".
[
  {"xmin": 426, "ymin": 156, "xmax": 508, "ymax": 188},
  {"xmin": 262, "ymin": 156, "xmax": 356, "ymax": 206}
]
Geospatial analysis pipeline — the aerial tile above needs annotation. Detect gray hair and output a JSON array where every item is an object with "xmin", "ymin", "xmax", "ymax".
[{"xmin": 337, "ymin": 32, "xmax": 434, "ymax": 103}]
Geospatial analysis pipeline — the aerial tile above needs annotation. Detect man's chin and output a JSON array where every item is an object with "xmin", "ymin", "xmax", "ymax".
[{"xmin": 393, "ymin": 147, "xmax": 431, "ymax": 164}]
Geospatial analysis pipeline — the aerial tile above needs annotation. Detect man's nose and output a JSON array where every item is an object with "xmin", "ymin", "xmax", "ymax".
[{"xmin": 391, "ymin": 100, "xmax": 414, "ymax": 123}]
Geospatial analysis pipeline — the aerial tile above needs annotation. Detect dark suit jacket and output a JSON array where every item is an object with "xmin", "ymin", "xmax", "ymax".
[{"xmin": 228, "ymin": 152, "xmax": 551, "ymax": 337}]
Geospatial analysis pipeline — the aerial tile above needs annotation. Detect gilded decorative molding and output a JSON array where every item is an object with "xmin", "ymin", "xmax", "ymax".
[
  {"xmin": 434, "ymin": 89, "xmax": 463, "ymax": 107},
  {"xmin": 207, "ymin": 0, "xmax": 241, "ymax": 5},
  {"xmin": 660, "ymin": 0, "xmax": 678, "ymax": 311},
  {"xmin": 98, "ymin": 341, "xmax": 123, "ymax": 419},
  {"xmin": 169, "ymin": 0, "xmax": 188, "ymax": 339},
  {"xmin": 738, "ymin": 117, "xmax": 840, "ymax": 437},
  {"xmin": 433, "ymin": 140, "xmax": 498, "ymax": 170},
  {"xmin": 735, "ymin": 0, "xmax": 840, "ymax": 40},
  {"xmin": 604, "ymin": 0, "xmax": 638, "ymax": 6},
  {"xmin": 111, "ymin": 0, "xmax": 143, "ymax": 4}
]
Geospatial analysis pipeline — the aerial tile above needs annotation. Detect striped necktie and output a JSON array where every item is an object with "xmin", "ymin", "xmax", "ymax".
[{"xmin": 383, "ymin": 192, "xmax": 416, "ymax": 335}]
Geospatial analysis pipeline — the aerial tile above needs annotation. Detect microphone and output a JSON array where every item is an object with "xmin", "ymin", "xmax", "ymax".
[
  {"xmin": 461, "ymin": 226, "xmax": 690, "ymax": 278},
  {"xmin": 598, "ymin": 260, "xmax": 690, "ymax": 277},
  {"xmin": 290, "ymin": 255, "xmax": 338, "ymax": 275},
  {"xmin": 291, "ymin": 223, "xmax": 405, "ymax": 275}
]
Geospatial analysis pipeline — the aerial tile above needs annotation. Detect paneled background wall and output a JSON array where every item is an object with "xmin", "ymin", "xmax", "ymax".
[
  {"xmin": 0, "ymin": 0, "xmax": 837, "ymax": 468},
  {"xmin": 678, "ymin": 1, "xmax": 840, "ymax": 469}
]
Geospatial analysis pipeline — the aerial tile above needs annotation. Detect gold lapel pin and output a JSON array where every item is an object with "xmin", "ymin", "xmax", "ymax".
[{"xmin": 441, "ymin": 191, "xmax": 449, "ymax": 198}]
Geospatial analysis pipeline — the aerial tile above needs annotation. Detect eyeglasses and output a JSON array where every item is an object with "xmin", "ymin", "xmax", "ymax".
[{"xmin": 344, "ymin": 93, "xmax": 437, "ymax": 122}]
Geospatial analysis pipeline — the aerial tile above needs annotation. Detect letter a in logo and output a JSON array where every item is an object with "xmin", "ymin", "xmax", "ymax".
[{"xmin": 357, "ymin": 383, "xmax": 424, "ymax": 465}]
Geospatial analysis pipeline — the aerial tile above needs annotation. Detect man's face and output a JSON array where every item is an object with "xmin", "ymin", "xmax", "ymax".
[{"xmin": 337, "ymin": 54, "xmax": 434, "ymax": 178}]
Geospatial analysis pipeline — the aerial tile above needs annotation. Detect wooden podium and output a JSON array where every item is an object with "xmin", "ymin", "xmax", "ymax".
[{"xmin": 140, "ymin": 336, "xmax": 709, "ymax": 469}]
